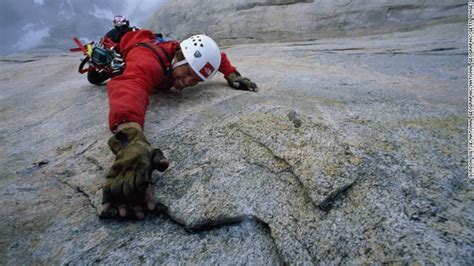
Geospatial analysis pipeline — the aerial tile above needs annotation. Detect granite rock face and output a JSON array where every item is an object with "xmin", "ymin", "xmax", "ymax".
[
  {"xmin": 150, "ymin": 0, "xmax": 467, "ymax": 44},
  {"xmin": 0, "ymin": 16, "xmax": 471, "ymax": 266}
]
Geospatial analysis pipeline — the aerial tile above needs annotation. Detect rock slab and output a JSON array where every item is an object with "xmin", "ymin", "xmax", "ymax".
[
  {"xmin": 0, "ymin": 21, "xmax": 472, "ymax": 264},
  {"xmin": 151, "ymin": 0, "xmax": 467, "ymax": 44}
]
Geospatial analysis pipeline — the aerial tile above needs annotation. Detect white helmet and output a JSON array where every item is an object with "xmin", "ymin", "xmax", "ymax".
[{"xmin": 173, "ymin": 34, "xmax": 221, "ymax": 81}]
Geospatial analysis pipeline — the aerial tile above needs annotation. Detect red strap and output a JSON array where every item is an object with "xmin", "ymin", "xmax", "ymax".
[
  {"xmin": 72, "ymin": 37, "xmax": 88, "ymax": 54},
  {"xmin": 69, "ymin": 47, "xmax": 83, "ymax": 52},
  {"xmin": 101, "ymin": 37, "xmax": 117, "ymax": 49},
  {"xmin": 135, "ymin": 42, "xmax": 170, "ymax": 76},
  {"xmin": 78, "ymin": 57, "xmax": 96, "ymax": 74}
]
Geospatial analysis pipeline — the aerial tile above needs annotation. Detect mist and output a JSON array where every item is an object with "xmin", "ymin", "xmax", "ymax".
[{"xmin": 0, "ymin": 0, "xmax": 165, "ymax": 55}]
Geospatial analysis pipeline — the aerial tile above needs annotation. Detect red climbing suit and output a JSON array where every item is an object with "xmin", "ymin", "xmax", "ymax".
[{"xmin": 107, "ymin": 29, "xmax": 237, "ymax": 132}]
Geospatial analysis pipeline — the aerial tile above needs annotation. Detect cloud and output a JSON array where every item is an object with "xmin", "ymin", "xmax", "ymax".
[
  {"xmin": 122, "ymin": 0, "xmax": 165, "ymax": 26},
  {"xmin": 2, "ymin": 0, "xmax": 165, "ymax": 54},
  {"xmin": 15, "ymin": 23, "xmax": 50, "ymax": 50},
  {"xmin": 90, "ymin": 4, "xmax": 115, "ymax": 20}
]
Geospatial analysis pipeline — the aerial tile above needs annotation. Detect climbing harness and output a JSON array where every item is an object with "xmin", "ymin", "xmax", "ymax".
[
  {"xmin": 70, "ymin": 32, "xmax": 170, "ymax": 77},
  {"xmin": 70, "ymin": 37, "xmax": 125, "ymax": 74},
  {"xmin": 135, "ymin": 37, "xmax": 172, "ymax": 77}
]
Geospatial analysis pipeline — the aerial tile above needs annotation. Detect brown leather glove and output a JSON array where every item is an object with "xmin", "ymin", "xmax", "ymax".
[
  {"xmin": 101, "ymin": 127, "xmax": 169, "ymax": 219},
  {"xmin": 226, "ymin": 71, "xmax": 258, "ymax": 92}
]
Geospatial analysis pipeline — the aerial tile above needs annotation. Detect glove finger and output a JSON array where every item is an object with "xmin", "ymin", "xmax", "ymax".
[
  {"xmin": 107, "ymin": 136, "xmax": 123, "ymax": 155},
  {"xmin": 106, "ymin": 165, "xmax": 119, "ymax": 180},
  {"xmin": 102, "ymin": 180, "xmax": 113, "ymax": 205},
  {"xmin": 250, "ymin": 82, "xmax": 258, "ymax": 92},
  {"xmin": 132, "ymin": 205, "xmax": 145, "ymax": 219},
  {"xmin": 108, "ymin": 159, "xmax": 128, "ymax": 178},
  {"xmin": 100, "ymin": 180, "xmax": 115, "ymax": 218},
  {"xmin": 232, "ymin": 81, "xmax": 242, "ymax": 90},
  {"xmin": 135, "ymin": 162, "xmax": 152, "ymax": 192},
  {"xmin": 110, "ymin": 178, "xmax": 126, "ymax": 206},
  {"xmin": 118, "ymin": 204, "xmax": 127, "ymax": 217},
  {"xmin": 155, "ymin": 159, "xmax": 169, "ymax": 172},
  {"xmin": 123, "ymin": 176, "xmax": 142, "ymax": 207},
  {"xmin": 144, "ymin": 185, "xmax": 156, "ymax": 211},
  {"xmin": 153, "ymin": 148, "xmax": 166, "ymax": 160},
  {"xmin": 236, "ymin": 81, "xmax": 248, "ymax": 91},
  {"xmin": 239, "ymin": 78, "xmax": 257, "ymax": 92},
  {"xmin": 152, "ymin": 149, "xmax": 169, "ymax": 172}
]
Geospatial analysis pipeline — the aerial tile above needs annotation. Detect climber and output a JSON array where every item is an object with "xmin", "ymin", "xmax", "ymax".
[
  {"xmin": 98, "ymin": 27, "xmax": 258, "ymax": 219},
  {"xmin": 108, "ymin": 15, "xmax": 141, "ymax": 43},
  {"xmin": 86, "ymin": 15, "xmax": 140, "ymax": 85}
]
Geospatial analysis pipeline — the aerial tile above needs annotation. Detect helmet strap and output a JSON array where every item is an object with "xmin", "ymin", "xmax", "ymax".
[{"xmin": 172, "ymin": 59, "xmax": 188, "ymax": 69}]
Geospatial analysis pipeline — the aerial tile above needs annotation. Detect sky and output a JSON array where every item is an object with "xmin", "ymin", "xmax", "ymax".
[{"xmin": 0, "ymin": 0, "xmax": 165, "ymax": 55}]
